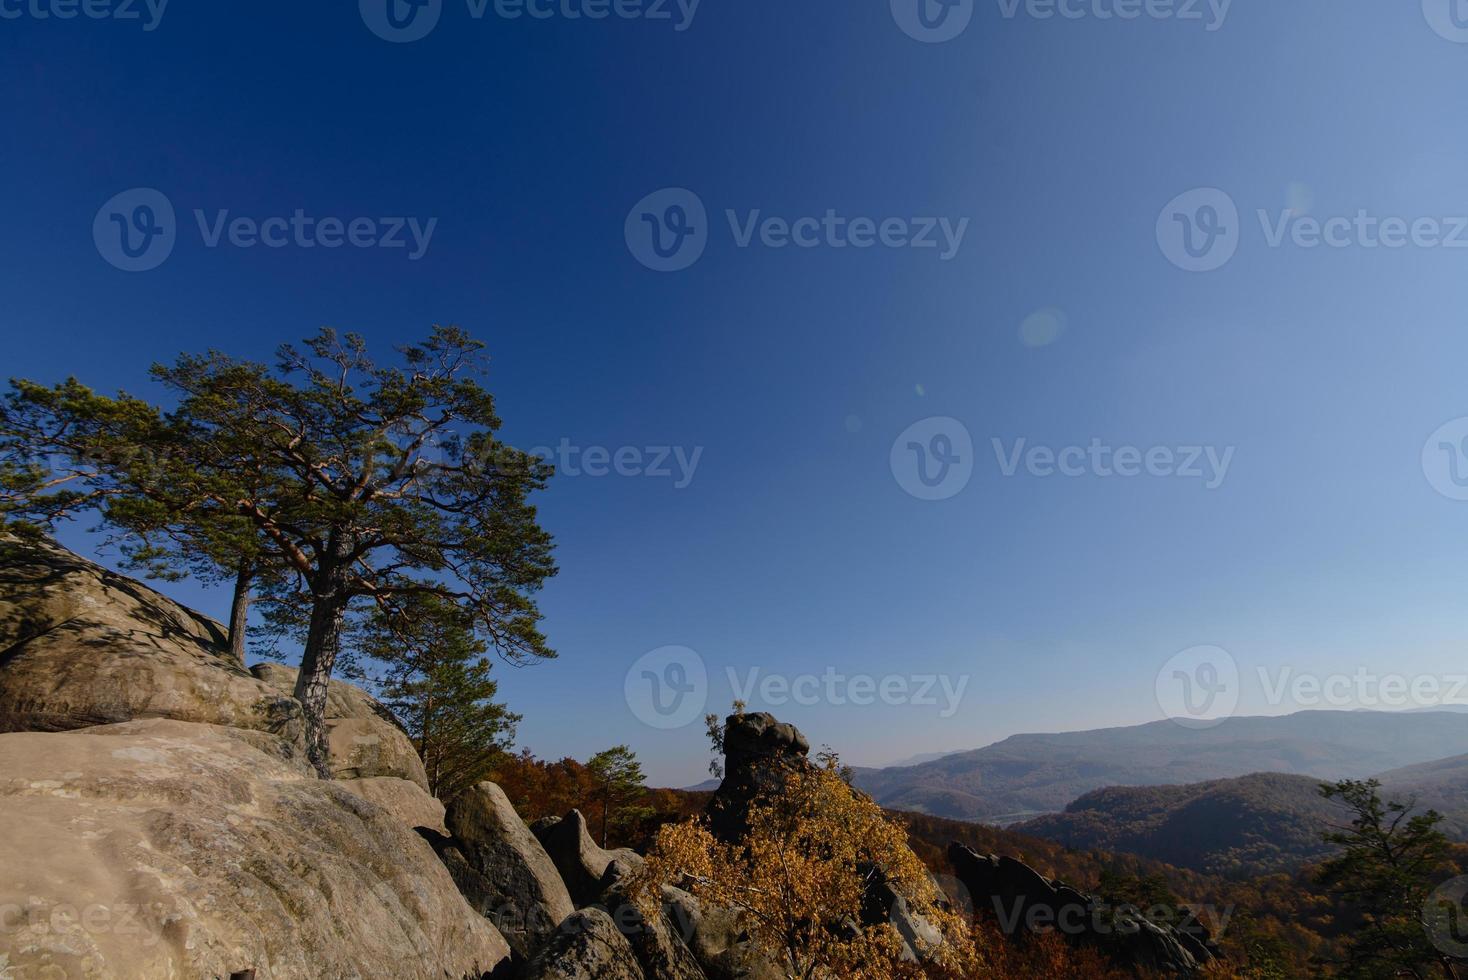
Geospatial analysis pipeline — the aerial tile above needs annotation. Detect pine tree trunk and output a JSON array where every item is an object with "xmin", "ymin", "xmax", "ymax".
[
  {"xmin": 226, "ymin": 560, "xmax": 253, "ymax": 666},
  {"xmin": 293, "ymin": 552, "xmax": 350, "ymax": 779}
]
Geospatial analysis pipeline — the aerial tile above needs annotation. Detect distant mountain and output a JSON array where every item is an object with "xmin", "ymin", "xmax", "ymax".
[
  {"xmin": 882, "ymin": 750, "xmax": 960, "ymax": 768},
  {"xmin": 1014, "ymin": 773, "xmax": 1340, "ymax": 876},
  {"xmin": 853, "ymin": 710, "xmax": 1468, "ymax": 823},
  {"xmin": 1378, "ymin": 753, "xmax": 1468, "ymax": 838}
]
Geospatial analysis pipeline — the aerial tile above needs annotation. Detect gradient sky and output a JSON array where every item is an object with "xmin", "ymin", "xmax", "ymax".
[{"xmin": 6, "ymin": 1, "xmax": 1468, "ymax": 785}]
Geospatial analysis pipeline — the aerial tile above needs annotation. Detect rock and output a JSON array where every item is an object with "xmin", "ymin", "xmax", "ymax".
[
  {"xmin": 521, "ymin": 908, "xmax": 646, "ymax": 980},
  {"xmin": 0, "ymin": 539, "xmax": 426, "ymax": 792},
  {"xmin": 533, "ymin": 808, "xmax": 645, "ymax": 907},
  {"xmin": 442, "ymin": 781, "xmax": 577, "ymax": 960},
  {"xmin": 598, "ymin": 875, "xmax": 706, "ymax": 980},
  {"xmin": 251, "ymin": 662, "xmax": 430, "ymax": 790},
  {"xmin": 947, "ymin": 844, "xmax": 1217, "ymax": 976},
  {"xmin": 660, "ymin": 886, "xmax": 782, "ymax": 980},
  {"xmin": 705, "ymin": 712, "xmax": 810, "ymax": 844},
  {"xmin": 0, "ymin": 718, "xmax": 509, "ymax": 980},
  {"xmin": 0, "ymin": 538, "xmax": 301, "ymax": 740},
  {"xmin": 338, "ymin": 775, "xmax": 447, "ymax": 835}
]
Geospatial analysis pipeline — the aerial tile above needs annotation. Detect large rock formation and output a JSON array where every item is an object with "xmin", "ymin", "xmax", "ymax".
[
  {"xmin": 947, "ymin": 843, "xmax": 1218, "ymax": 976},
  {"xmin": 438, "ymin": 781, "xmax": 577, "ymax": 961},
  {"xmin": 0, "ymin": 718, "xmax": 509, "ymax": 979},
  {"xmin": 0, "ymin": 539, "xmax": 300, "ymax": 737},
  {"xmin": 532, "ymin": 809, "xmax": 645, "ymax": 907},
  {"xmin": 705, "ymin": 712, "xmax": 810, "ymax": 844}
]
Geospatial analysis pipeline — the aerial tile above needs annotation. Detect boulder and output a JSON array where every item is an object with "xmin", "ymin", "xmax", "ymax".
[
  {"xmin": 660, "ymin": 886, "xmax": 782, "ymax": 980},
  {"xmin": 0, "ymin": 539, "xmax": 301, "ymax": 740},
  {"xmin": 441, "ymin": 781, "xmax": 577, "ymax": 960},
  {"xmin": 947, "ymin": 844, "xmax": 1218, "ymax": 976},
  {"xmin": 521, "ymin": 908, "xmax": 646, "ymax": 980},
  {"xmin": 251, "ymin": 662, "xmax": 430, "ymax": 790},
  {"xmin": 337, "ymin": 775, "xmax": 447, "ymax": 835},
  {"xmin": 598, "ymin": 874, "xmax": 706, "ymax": 980},
  {"xmin": 705, "ymin": 712, "xmax": 811, "ymax": 844},
  {"xmin": 533, "ymin": 809, "xmax": 645, "ymax": 907},
  {"xmin": 0, "ymin": 718, "xmax": 509, "ymax": 980}
]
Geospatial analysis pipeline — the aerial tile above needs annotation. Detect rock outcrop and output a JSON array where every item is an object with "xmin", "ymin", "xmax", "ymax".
[
  {"xmin": 0, "ymin": 539, "xmax": 301, "ymax": 738},
  {"xmin": 338, "ymin": 775, "xmax": 448, "ymax": 835},
  {"xmin": 520, "ymin": 908, "xmax": 647, "ymax": 980},
  {"xmin": 251, "ymin": 662, "xmax": 429, "ymax": 789},
  {"xmin": 0, "ymin": 718, "xmax": 509, "ymax": 979},
  {"xmin": 439, "ymin": 781, "xmax": 577, "ymax": 961},
  {"xmin": 705, "ymin": 712, "xmax": 810, "ymax": 844},
  {"xmin": 947, "ymin": 843, "xmax": 1218, "ymax": 976},
  {"xmin": 532, "ymin": 809, "xmax": 645, "ymax": 907}
]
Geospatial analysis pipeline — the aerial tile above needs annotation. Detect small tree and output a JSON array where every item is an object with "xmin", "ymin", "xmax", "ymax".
[
  {"xmin": 360, "ymin": 594, "xmax": 520, "ymax": 803},
  {"xmin": 1316, "ymin": 779, "xmax": 1463, "ymax": 979},
  {"xmin": 639, "ymin": 754, "xmax": 980, "ymax": 979},
  {"xmin": 586, "ymin": 745, "xmax": 652, "ymax": 848},
  {"xmin": 1, "ymin": 327, "xmax": 557, "ymax": 776}
]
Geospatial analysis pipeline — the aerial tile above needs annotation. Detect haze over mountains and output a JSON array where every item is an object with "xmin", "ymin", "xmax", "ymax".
[{"xmin": 852, "ymin": 710, "xmax": 1468, "ymax": 824}]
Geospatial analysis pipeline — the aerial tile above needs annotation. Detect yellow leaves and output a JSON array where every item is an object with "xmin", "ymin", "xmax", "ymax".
[{"xmin": 638, "ymin": 757, "xmax": 982, "ymax": 979}]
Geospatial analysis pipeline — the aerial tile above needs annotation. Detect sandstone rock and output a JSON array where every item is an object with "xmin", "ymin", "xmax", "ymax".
[
  {"xmin": 705, "ymin": 712, "xmax": 811, "ymax": 844},
  {"xmin": 521, "ymin": 907, "xmax": 646, "ymax": 980},
  {"xmin": 533, "ymin": 808, "xmax": 645, "ymax": 907},
  {"xmin": 0, "ymin": 539, "xmax": 301, "ymax": 740},
  {"xmin": 251, "ymin": 662, "xmax": 429, "ymax": 790},
  {"xmin": 337, "ymin": 775, "xmax": 447, "ymax": 835},
  {"xmin": 597, "ymin": 873, "xmax": 706, "ymax": 980},
  {"xmin": 442, "ymin": 780, "xmax": 576, "ymax": 960},
  {"xmin": 0, "ymin": 718, "xmax": 509, "ymax": 980}
]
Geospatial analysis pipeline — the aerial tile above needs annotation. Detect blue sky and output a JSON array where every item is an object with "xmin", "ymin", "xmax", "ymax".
[{"xmin": 6, "ymin": 1, "xmax": 1468, "ymax": 785}]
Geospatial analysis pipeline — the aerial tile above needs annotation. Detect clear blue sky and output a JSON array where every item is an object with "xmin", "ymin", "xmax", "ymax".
[{"xmin": 6, "ymin": 1, "xmax": 1468, "ymax": 786}]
